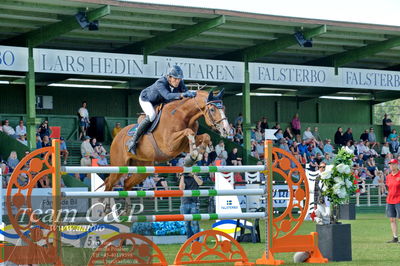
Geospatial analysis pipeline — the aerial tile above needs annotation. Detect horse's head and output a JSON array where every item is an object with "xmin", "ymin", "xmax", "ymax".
[{"xmin": 204, "ymin": 88, "xmax": 230, "ymax": 138}]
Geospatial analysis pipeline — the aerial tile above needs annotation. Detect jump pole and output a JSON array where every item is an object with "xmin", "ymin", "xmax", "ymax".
[
  {"xmin": 61, "ymin": 165, "xmax": 266, "ymax": 174},
  {"xmin": 61, "ymin": 188, "xmax": 264, "ymax": 198}
]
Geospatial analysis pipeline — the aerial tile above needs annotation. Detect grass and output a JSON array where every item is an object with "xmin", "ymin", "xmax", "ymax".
[{"xmin": 58, "ymin": 213, "xmax": 399, "ymax": 266}]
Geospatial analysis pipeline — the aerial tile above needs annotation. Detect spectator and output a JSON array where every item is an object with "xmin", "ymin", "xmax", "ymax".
[
  {"xmin": 36, "ymin": 135, "xmax": 43, "ymax": 149},
  {"xmin": 60, "ymin": 137, "xmax": 69, "ymax": 165},
  {"xmin": 197, "ymin": 152, "xmax": 211, "ymax": 166},
  {"xmin": 7, "ymin": 151, "xmax": 19, "ymax": 173},
  {"xmin": 94, "ymin": 142, "xmax": 107, "ymax": 155},
  {"xmin": 303, "ymin": 127, "xmax": 316, "ymax": 144},
  {"xmin": 42, "ymin": 135, "xmax": 51, "ymax": 148},
  {"xmin": 279, "ymin": 139, "xmax": 290, "ymax": 153},
  {"xmin": 272, "ymin": 123, "xmax": 281, "ymax": 130},
  {"xmin": 179, "ymin": 173, "xmax": 203, "ymax": 239},
  {"xmin": 283, "ymin": 127, "xmax": 294, "ymax": 145},
  {"xmin": 37, "ymin": 174, "xmax": 50, "ymax": 188},
  {"xmin": 313, "ymin": 127, "xmax": 322, "ymax": 144},
  {"xmin": 334, "ymin": 127, "xmax": 344, "ymax": 146},
  {"xmin": 17, "ymin": 135, "xmax": 28, "ymax": 146},
  {"xmin": 112, "ymin": 122, "xmax": 122, "ymax": 139},
  {"xmin": 290, "ymin": 142, "xmax": 302, "ymax": 163},
  {"xmin": 323, "ymin": 153, "xmax": 333, "ymax": 165},
  {"xmin": 97, "ymin": 152, "xmax": 108, "ymax": 166},
  {"xmin": 381, "ymin": 142, "xmax": 391, "ymax": 157},
  {"xmin": 366, "ymin": 157, "xmax": 378, "ymax": 177},
  {"xmin": 91, "ymin": 137, "xmax": 98, "ymax": 148},
  {"xmin": 342, "ymin": 128, "xmax": 354, "ymax": 144},
  {"xmin": 388, "ymin": 129, "xmax": 399, "ymax": 153},
  {"xmin": 260, "ymin": 117, "xmax": 269, "ymax": 132},
  {"xmin": 250, "ymin": 139, "xmax": 259, "ymax": 159},
  {"xmin": 153, "ymin": 173, "xmax": 168, "ymax": 191},
  {"xmin": 275, "ymin": 129, "xmax": 284, "ymax": 143},
  {"xmin": 323, "ymin": 139, "xmax": 334, "ymax": 155},
  {"xmin": 227, "ymin": 148, "xmax": 242, "ymax": 166},
  {"xmin": 38, "ymin": 120, "xmax": 51, "ymax": 140},
  {"xmin": 365, "ymin": 141, "xmax": 378, "ymax": 158},
  {"xmin": 368, "ymin": 127, "xmax": 380, "ymax": 149},
  {"xmin": 310, "ymin": 142, "xmax": 323, "ymax": 157},
  {"xmin": 373, "ymin": 170, "xmax": 387, "ymax": 196},
  {"xmin": 254, "ymin": 128, "xmax": 263, "ymax": 143},
  {"xmin": 78, "ymin": 101, "xmax": 90, "ymax": 140},
  {"xmin": 360, "ymin": 129, "xmax": 369, "ymax": 142},
  {"xmin": 291, "ymin": 113, "xmax": 301, "ymax": 138},
  {"xmin": 345, "ymin": 140, "xmax": 355, "ymax": 154},
  {"xmin": 80, "ymin": 152, "xmax": 92, "ymax": 167},
  {"xmin": 234, "ymin": 113, "xmax": 243, "ymax": 128},
  {"xmin": 298, "ymin": 140, "xmax": 310, "ymax": 163},
  {"xmin": 354, "ymin": 153, "xmax": 365, "ymax": 167},
  {"xmin": 215, "ymin": 140, "xmax": 228, "ymax": 161},
  {"xmin": 356, "ymin": 141, "xmax": 368, "ymax": 157},
  {"xmin": 81, "ymin": 136, "xmax": 96, "ymax": 157},
  {"xmin": 2, "ymin": 120, "xmax": 17, "ymax": 138},
  {"xmin": 227, "ymin": 123, "xmax": 236, "ymax": 141},
  {"xmin": 255, "ymin": 140, "xmax": 264, "ymax": 159},
  {"xmin": 142, "ymin": 176, "xmax": 156, "ymax": 190},
  {"xmin": 15, "ymin": 120, "xmax": 26, "ymax": 136},
  {"xmin": 0, "ymin": 124, "xmax": 3, "ymax": 132},
  {"xmin": 206, "ymin": 141, "xmax": 217, "ymax": 163},
  {"xmin": 383, "ymin": 114, "xmax": 393, "ymax": 143},
  {"xmin": 235, "ymin": 125, "xmax": 243, "ymax": 143},
  {"xmin": 385, "ymin": 159, "xmax": 400, "ymax": 243},
  {"xmin": 308, "ymin": 154, "xmax": 318, "ymax": 171}
]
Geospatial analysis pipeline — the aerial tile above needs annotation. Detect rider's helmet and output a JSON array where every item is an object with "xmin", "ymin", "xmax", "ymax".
[{"xmin": 167, "ymin": 65, "xmax": 184, "ymax": 79}]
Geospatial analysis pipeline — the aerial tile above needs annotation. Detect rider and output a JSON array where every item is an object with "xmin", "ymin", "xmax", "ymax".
[{"xmin": 127, "ymin": 65, "xmax": 196, "ymax": 154}]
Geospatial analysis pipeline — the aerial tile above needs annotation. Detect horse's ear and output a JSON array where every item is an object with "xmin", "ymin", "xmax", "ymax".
[
  {"xmin": 216, "ymin": 88, "xmax": 225, "ymax": 99},
  {"xmin": 207, "ymin": 88, "xmax": 215, "ymax": 102}
]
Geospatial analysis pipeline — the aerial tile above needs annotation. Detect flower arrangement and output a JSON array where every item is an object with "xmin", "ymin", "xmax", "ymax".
[{"xmin": 319, "ymin": 147, "xmax": 357, "ymax": 223}]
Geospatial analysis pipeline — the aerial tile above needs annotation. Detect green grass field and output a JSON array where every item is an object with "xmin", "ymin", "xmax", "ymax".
[{"xmin": 59, "ymin": 213, "xmax": 399, "ymax": 266}]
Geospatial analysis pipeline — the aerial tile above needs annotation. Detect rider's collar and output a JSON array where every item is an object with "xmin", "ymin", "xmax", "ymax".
[{"xmin": 207, "ymin": 100, "xmax": 223, "ymax": 109}]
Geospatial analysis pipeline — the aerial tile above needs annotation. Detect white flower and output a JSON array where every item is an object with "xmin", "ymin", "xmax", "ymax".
[
  {"xmin": 336, "ymin": 163, "xmax": 346, "ymax": 173},
  {"xmin": 345, "ymin": 179, "xmax": 353, "ymax": 188},
  {"xmin": 337, "ymin": 188, "xmax": 347, "ymax": 198},
  {"xmin": 320, "ymin": 170, "xmax": 332, "ymax": 180},
  {"xmin": 334, "ymin": 177, "xmax": 344, "ymax": 186},
  {"xmin": 322, "ymin": 185, "xmax": 328, "ymax": 192},
  {"xmin": 343, "ymin": 165, "xmax": 351, "ymax": 174},
  {"xmin": 333, "ymin": 183, "xmax": 343, "ymax": 191}
]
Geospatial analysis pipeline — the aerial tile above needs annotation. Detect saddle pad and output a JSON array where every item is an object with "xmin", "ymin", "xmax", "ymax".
[{"xmin": 127, "ymin": 109, "xmax": 162, "ymax": 136}]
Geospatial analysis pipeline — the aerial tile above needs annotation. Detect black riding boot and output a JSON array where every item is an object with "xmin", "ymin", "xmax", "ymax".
[{"xmin": 128, "ymin": 116, "xmax": 152, "ymax": 154}]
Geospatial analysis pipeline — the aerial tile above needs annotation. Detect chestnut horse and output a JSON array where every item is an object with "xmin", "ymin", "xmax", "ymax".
[{"xmin": 104, "ymin": 89, "xmax": 230, "ymax": 191}]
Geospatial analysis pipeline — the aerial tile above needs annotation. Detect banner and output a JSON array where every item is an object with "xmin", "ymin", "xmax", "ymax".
[
  {"xmin": 250, "ymin": 62, "xmax": 400, "ymax": 90},
  {"xmin": 33, "ymin": 48, "xmax": 244, "ymax": 83},
  {"xmin": 1, "ymin": 45, "xmax": 400, "ymax": 90}
]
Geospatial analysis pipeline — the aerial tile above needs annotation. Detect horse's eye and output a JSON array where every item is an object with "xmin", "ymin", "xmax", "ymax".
[{"xmin": 210, "ymin": 108, "xmax": 215, "ymax": 113}]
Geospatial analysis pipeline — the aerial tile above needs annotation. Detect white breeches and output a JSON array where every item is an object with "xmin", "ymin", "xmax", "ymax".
[{"xmin": 139, "ymin": 98, "xmax": 156, "ymax": 122}]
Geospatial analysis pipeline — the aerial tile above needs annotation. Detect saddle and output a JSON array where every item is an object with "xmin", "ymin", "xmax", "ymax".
[
  {"xmin": 127, "ymin": 104, "xmax": 169, "ymax": 161},
  {"xmin": 127, "ymin": 104, "xmax": 163, "ymax": 136}
]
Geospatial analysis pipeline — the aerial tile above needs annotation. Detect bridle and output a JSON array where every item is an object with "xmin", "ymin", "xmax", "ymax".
[{"xmin": 193, "ymin": 98, "xmax": 227, "ymax": 131}]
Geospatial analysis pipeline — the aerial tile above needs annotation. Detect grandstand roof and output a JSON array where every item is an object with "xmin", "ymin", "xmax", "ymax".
[{"xmin": 1, "ymin": 0, "xmax": 400, "ymax": 101}]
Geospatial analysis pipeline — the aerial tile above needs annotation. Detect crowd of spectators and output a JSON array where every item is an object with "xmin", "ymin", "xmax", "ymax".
[{"xmin": 0, "ymin": 112, "xmax": 395, "ymax": 196}]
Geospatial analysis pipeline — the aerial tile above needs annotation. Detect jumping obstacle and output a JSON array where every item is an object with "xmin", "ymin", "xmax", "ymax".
[{"xmin": 2, "ymin": 137, "xmax": 328, "ymax": 265}]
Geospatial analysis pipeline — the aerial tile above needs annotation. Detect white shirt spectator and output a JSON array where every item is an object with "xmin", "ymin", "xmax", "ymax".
[
  {"xmin": 303, "ymin": 130, "xmax": 314, "ymax": 141},
  {"xmin": 15, "ymin": 125, "xmax": 26, "ymax": 136},
  {"xmin": 381, "ymin": 145, "xmax": 391, "ymax": 155},
  {"xmin": 142, "ymin": 176, "xmax": 156, "ymax": 190},
  {"xmin": 356, "ymin": 142, "xmax": 367, "ymax": 154},
  {"xmin": 78, "ymin": 107, "xmax": 89, "ymax": 120},
  {"xmin": 215, "ymin": 143, "xmax": 228, "ymax": 160},
  {"xmin": 3, "ymin": 125, "xmax": 15, "ymax": 136}
]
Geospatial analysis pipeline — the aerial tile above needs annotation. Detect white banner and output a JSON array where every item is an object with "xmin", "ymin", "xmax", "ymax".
[
  {"xmin": 1, "ymin": 45, "xmax": 400, "ymax": 90},
  {"xmin": 0, "ymin": 45, "xmax": 28, "ymax": 72},
  {"xmin": 34, "ymin": 48, "xmax": 244, "ymax": 83},
  {"xmin": 250, "ymin": 62, "xmax": 400, "ymax": 91}
]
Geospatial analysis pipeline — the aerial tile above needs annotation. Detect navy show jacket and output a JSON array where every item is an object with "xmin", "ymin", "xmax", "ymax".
[{"xmin": 140, "ymin": 76, "xmax": 188, "ymax": 105}]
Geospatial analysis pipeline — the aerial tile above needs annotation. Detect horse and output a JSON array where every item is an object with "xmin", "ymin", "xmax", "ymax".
[{"xmin": 104, "ymin": 89, "xmax": 230, "ymax": 191}]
